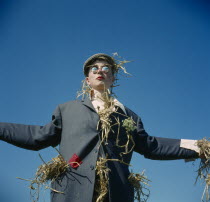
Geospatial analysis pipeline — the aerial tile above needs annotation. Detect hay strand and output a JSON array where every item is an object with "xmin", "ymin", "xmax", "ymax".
[
  {"xmin": 128, "ymin": 171, "xmax": 150, "ymax": 202},
  {"xmin": 196, "ymin": 138, "xmax": 210, "ymax": 201},
  {"xmin": 94, "ymin": 157, "xmax": 111, "ymax": 202},
  {"xmin": 18, "ymin": 154, "xmax": 69, "ymax": 201}
]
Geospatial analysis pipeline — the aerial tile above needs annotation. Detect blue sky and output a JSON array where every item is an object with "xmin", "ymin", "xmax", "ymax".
[{"xmin": 0, "ymin": 0, "xmax": 209, "ymax": 201}]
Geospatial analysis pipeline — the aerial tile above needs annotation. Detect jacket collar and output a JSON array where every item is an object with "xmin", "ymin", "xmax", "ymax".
[
  {"xmin": 81, "ymin": 97, "xmax": 97, "ymax": 113},
  {"xmin": 81, "ymin": 96, "xmax": 127, "ymax": 115}
]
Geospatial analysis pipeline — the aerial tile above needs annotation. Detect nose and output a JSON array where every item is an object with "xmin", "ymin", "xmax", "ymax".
[{"xmin": 97, "ymin": 67, "xmax": 103, "ymax": 74}]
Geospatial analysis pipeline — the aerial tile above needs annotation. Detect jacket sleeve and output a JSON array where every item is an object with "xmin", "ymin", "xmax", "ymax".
[
  {"xmin": 0, "ymin": 105, "xmax": 62, "ymax": 151},
  {"xmin": 133, "ymin": 116, "xmax": 199, "ymax": 160}
]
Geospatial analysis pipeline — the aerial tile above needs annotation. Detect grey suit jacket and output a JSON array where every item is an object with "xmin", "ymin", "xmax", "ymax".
[{"xmin": 0, "ymin": 98, "xmax": 198, "ymax": 202}]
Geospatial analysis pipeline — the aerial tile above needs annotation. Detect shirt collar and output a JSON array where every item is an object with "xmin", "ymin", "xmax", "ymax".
[
  {"xmin": 113, "ymin": 98, "xmax": 127, "ymax": 115},
  {"xmin": 89, "ymin": 90, "xmax": 127, "ymax": 115}
]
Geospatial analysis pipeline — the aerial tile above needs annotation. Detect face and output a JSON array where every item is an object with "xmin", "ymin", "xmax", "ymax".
[{"xmin": 86, "ymin": 60, "xmax": 115, "ymax": 92}]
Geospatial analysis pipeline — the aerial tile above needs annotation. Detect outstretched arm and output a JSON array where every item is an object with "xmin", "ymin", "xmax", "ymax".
[
  {"xmin": 134, "ymin": 116, "xmax": 199, "ymax": 160},
  {"xmin": 0, "ymin": 106, "xmax": 62, "ymax": 151}
]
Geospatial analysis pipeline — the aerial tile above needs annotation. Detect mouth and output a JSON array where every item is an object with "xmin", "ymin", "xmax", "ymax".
[{"xmin": 96, "ymin": 76, "xmax": 104, "ymax": 80}]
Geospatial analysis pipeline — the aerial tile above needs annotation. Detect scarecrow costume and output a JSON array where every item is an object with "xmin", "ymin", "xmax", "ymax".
[{"xmin": 0, "ymin": 53, "xmax": 205, "ymax": 202}]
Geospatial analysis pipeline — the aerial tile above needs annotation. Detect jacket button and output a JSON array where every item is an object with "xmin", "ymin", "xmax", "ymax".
[
  {"xmin": 94, "ymin": 149, "xmax": 98, "ymax": 153},
  {"xmin": 90, "ymin": 165, "xmax": 94, "ymax": 170}
]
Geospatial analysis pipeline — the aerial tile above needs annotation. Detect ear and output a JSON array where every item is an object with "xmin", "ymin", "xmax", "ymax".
[{"xmin": 86, "ymin": 77, "xmax": 90, "ymax": 85}]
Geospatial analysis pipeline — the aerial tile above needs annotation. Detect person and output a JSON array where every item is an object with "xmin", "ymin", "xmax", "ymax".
[{"xmin": 0, "ymin": 53, "xmax": 201, "ymax": 202}]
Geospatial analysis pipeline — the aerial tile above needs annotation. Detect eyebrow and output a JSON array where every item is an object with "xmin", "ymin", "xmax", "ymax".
[{"xmin": 87, "ymin": 64, "xmax": 111, "ymax": 68}]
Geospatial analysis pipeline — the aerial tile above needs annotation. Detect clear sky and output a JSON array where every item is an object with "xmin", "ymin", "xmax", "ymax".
[{"xmin": 0, "ymin": 0, "xmax": 209, "ymax": 201}]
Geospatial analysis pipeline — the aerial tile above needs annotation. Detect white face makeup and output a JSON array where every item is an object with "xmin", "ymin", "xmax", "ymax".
[{"xmin": 86, "ymin": 60, "xmax": 115, "ymax": 92}]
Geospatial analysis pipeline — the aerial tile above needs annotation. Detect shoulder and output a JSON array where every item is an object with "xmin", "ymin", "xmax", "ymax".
[
  {"xmin": 59, "ymin": 99, "xmax": 82, "ymax": 106},
  {"xmin": 124, "ymin": 106, "xmax": 139, "ymax": 121},
  {"xmin": 123, "ymin": 105, "xmax": 145, "ymax": 123},
  {"xmin": 56, "ymin": 100, "xmax": 83, "ymax": 111}
]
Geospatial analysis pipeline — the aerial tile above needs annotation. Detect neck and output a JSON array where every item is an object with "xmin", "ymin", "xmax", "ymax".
[{"xmin": 91, "ymin": 89, "xmax": 111, "ymax": 100}]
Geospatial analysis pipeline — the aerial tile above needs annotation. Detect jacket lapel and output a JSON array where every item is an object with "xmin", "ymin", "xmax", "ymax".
[{"xmin": 82, "ymin": 97, "xmax": 97, "ymax": 113}]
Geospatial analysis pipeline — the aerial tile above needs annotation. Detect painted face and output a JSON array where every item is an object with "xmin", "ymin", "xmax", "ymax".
[{"xmin": 86, "ymin": 60, "xmax": 115, "ymax": 92}]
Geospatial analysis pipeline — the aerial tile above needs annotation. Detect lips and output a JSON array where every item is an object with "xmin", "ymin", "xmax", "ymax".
[{"xmin": 96, "ymin": 76, "xmax": 104, "ymax": 80}]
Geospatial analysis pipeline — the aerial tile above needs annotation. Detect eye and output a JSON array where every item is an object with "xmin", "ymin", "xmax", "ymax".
[
  {"xmin": 91, "ymin": 67, "xmax": 98, "ymax": 73},
  {"xmin": 102, "ymin": 66, "xmax": 109, "ymax": 73}
]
